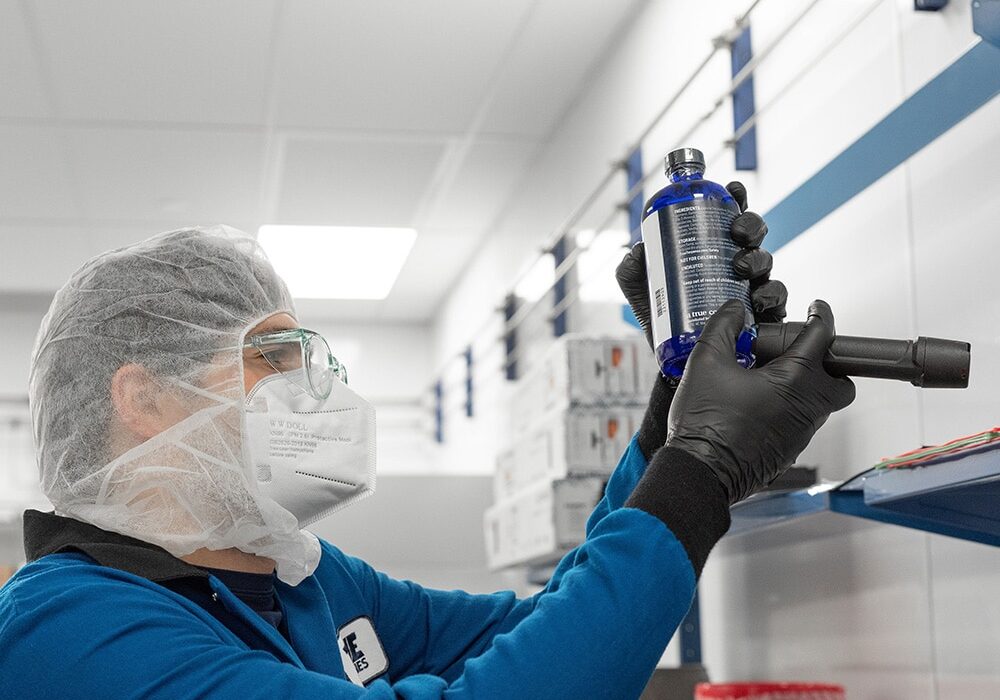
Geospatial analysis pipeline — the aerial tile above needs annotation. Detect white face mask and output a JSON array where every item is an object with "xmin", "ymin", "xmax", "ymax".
[{"xmin": 243, "ymin": 368, "xmax": 376, "ymax": 527}]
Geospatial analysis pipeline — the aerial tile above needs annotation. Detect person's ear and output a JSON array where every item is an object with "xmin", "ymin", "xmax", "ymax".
[{"xmin": 110, "ymin": 364, "xmax": 174, "ymax": 440}]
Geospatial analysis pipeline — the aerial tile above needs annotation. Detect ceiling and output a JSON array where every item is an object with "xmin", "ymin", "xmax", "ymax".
[{"xmin": 0, "ymin": 0, "xmax": 645, "ymax": 321}]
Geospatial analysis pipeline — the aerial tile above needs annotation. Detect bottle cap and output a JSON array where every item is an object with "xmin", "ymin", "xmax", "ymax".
[{"xmin": 664, "ymin": 147, "xmax": 706, "ymax": 174}]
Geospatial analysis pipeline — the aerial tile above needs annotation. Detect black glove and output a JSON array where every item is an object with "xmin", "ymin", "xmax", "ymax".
[
  {"xmin": 665, "ymin": 298, "xmax": 856, "ymax": 504},
  {"xmin": 623, "ymin": 299, "xmax": 855, "ymax": 576},
  {"xmin": 617, "ymin": 181, "xmax": 788, "ymax": 459},
  {"xmin": 616, "ymin": 181, "xmax": 788, "ymax": 348}
]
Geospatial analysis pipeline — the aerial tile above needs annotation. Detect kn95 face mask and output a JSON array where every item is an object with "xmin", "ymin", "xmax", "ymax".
[{"xmin": 243, "ymin": 368, "xmax": 376, "ymax": 527}]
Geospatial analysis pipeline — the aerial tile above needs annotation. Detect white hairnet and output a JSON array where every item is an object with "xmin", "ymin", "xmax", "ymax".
[{"xmin": 29, "ymin": 225, "xmax": 321, "ymax": 584}]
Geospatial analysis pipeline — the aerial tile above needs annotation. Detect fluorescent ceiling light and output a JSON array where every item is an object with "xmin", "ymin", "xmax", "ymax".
[{"xmin": 258, "ymin": 225, "xmax": 417, "ymax": 299}]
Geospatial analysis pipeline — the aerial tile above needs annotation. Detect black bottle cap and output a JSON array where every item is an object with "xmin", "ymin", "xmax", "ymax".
[{"xmin": 665, "ymin": 147, "xmax": 706, "ymax": 175}]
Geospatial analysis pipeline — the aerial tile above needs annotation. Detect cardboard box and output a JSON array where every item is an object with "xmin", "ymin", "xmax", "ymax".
[
  {"xmin": 510, "ymin": 335, "xmax": 654, "ymax": 440},
  {"xmin": 484, "ymin": 477, "xmax": 605, "ymax": 570},
  {"xmin": 494, "ymin": 406, "xmax": 645, "ymax": 500}
]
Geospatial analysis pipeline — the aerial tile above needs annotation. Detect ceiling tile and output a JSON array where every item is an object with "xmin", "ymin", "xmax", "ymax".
[
  {"xmin": 28, "ymin": 0, "xmax": 276, "ymax": 124},
  {"xmin": 65, "ymin": 128, "xmax": 267, "ymax": 224},
  {"xmin": 0, "ymin": 3, "xmax": 50, "ymax": 119},
  {"xmin": 82, "ymin": 222, "xmax": 260, "ymax": 260},
  {"xmin": 0, "ymin": 226, "xmax": 94, "ymax": 293},
  {"xmin": 0, "ymin": 223, "xmax": 266, "ymax": 296},
  {"xmin": 0, "ymin": 126, "xmax": 78, "ymax": 219},
  {"xmin": 275, "ymin": 136, "xmax": 446, "ymax": 226},
  {"xmin": 295, "ymin": 299, "xmax": 389, "ymax": 322},
  {"xmin": 0, "ymin": 0, "xmax": 649, "ymax": 324},
  {"xmin": 421, "ymin": 139, "xmax": 537, "ymax": 231},
  {"xmin": 271, "ymin": 0, "xmax": 534, "ymax": 132},
  {"xmin": 482, "ymin": 0, "xmax": 645, "ymax": 137},
  {"xmin": 386, "ymin": 228, "xmax": 482, "ymax": 320}
]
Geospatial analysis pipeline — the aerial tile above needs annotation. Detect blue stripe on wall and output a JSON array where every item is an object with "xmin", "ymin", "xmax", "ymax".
[{"xmin": 764, "ymin": 40, "xmax": 1000, "ymax": 251}]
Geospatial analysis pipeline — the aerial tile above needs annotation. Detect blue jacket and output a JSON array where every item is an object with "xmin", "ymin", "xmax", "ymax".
[{"xmin": 0, "ymin": 437, "xmax": 707, "ymax": 699}]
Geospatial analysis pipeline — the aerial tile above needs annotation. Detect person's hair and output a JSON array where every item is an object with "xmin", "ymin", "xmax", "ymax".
[{"xmin": 29, "ymin": 227, "xmax": 292, "ymax": 493}]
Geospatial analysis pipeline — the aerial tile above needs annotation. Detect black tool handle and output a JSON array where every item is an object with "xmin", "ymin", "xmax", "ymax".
[{"xmin": 753, "ymin": 323, "xmax": 970, "ymax": 388}]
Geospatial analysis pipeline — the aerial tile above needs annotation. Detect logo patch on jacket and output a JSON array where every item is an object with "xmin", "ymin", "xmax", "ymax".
[{"xmin": 338, "ymin": 616, "xmax": 388, "ymax": 686}]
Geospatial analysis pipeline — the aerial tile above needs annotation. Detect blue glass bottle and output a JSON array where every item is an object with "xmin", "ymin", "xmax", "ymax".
[{"xmin": 640, "ymin": 147, "xmax": 755, "ymax": 378}]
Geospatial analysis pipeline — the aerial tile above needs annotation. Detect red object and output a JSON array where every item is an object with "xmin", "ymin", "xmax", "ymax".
[{"xmin": 695, "ymin": 682, "xmax": 845, "ymax": 699}]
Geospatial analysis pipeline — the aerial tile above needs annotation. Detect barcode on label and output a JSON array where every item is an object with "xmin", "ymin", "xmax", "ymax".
[{"xmin": 654, "ymin": 288, "xmax": 666, "ymax": 318}]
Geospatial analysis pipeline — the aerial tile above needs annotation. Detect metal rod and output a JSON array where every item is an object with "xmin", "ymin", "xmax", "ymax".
[
  {"xmin": 722, "ymin": 0, "xmax": 884, "ymax": 150},
  {"xmin": 425, "ymin": 0, "xmax": 774, "ymax": 393},
  {"xmin": 601, "ymin": 0, "xmax": 825, "ymax": 221},
  {"xmin": 433, "ymin": 0, "xmax": 883, "ymax": 408},
  {"xmin": 667, "ymin": 0, "xmax": 823, "ymax": 156},
  {"xmin": 629, "ymin": 0, "xmax": 763, "ymax": 149},
  {"xmin": 501, "ymin": 243, "xmax": 586, "ymax": 333},
  {"xmin": 499, "ymin": 201, "xmax": 634, "ymax": 342},
  {"xmin": 523, "ymin": 1, "xmax": 765, "ymax": 259}
]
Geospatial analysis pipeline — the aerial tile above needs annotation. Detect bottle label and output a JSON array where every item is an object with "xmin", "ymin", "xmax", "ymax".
[{"xmin": 641, "ymin": 198, "xmax": 750, "ymax": 346}]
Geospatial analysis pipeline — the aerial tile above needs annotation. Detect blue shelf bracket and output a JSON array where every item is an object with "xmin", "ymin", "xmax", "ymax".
[
  {"xmin": 679, "ymin": 587, "xmax": 703, "ymax": 666},
  {"xmin": 503, "ymin": 294, "xmax": 519, "ymax": 381},
  {"xmin": 464, "ymin": 346, "xmax": 474, "ymax": 418},
  {"xmin": 974, "ymin": 0, "xmax": 1000, "ymax": 47},
  {"xmin": 730, "ymin": 25, "xmax": 758, "ymax": 171},
  {"xmin": 622, "ymin": 147, "xmax": 645, "ymax": 329},
  {"xmin": 552, "ymin": 236, "xmax": 568, "ymax": 337},
  {"xmin": 433, "ymin": 381, "xmax": 443, "ymax": 443},
  {"xmin": 626, "ymin": 147, "xmax": 644, "ymax": 246}
]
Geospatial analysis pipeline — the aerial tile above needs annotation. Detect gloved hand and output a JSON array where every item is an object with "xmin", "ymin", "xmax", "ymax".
[
  {"xmin": 666, "ymin": 298, "xmax": 856, "ymax": 504},
  {"xmin": 616, "ymin": 180, "xmax": 788, "ymax": 350},
  {"xmin": 617, "ymin": 181, "xmax": 787, "ymax": 459}
]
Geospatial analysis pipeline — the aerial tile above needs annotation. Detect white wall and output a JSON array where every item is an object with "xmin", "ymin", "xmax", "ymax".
[
  {"xmin": 430, "ymin": 0, "xmax": 1000, "ymax": 697},
  {"xmin": 309, "ymin": 474, "xmax": 514, "ymax": 594},
  {"xmin": 0, "ymin": 305, "xmax": 46, "ymax": 399},
  {"xmin": 0, "ymin": 304, "xmax": 49, "ymax": 527},
  {"xmin": 300, "ymin": 317, "xmax": 438, "ymax": 475}
]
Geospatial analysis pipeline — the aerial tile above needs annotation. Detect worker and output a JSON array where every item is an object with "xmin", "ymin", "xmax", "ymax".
[{"xmin": 0, "ymin": 184, "xmax": 854, "ymax": 698}]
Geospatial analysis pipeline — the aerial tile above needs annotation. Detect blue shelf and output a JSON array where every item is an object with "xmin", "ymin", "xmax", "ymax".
[
  {"xmin": 727, "ymin": 447, "xmax": 1000, "ymax": 547},
  {"xmin": 727, "ymin": 484, "xmax": 835, "ymax": 537}
]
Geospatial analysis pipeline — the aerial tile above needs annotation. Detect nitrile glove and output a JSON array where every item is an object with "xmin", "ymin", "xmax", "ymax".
[
  {"xmin": 623, "ymin": 300, "xmax": 855, "ymax": 575},
  {"xmin": 662, "ymin": 299, "xmax": 856, "ymax": 504},
  {"xmin": 616, "ymin": 181, "xmax": 789, "ymax": 459}
]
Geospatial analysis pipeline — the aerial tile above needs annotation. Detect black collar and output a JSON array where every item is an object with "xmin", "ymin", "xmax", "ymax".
[{"xmin": 22, "ymin": 510, "xmax": 208, "ymax": 583}]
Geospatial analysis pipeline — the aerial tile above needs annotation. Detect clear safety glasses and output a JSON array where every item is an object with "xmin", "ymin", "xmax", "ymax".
[{"xmin": 243, "ymin": 327, "xmax": 346, "ymax": 400}]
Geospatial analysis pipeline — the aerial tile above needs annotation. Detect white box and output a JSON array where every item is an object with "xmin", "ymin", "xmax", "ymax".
[
  {"xmin": 510, "ymin": 335, "xmax": 654, "ymax": 440},
  {"xmin": 484, "ymin": 477, "xmax": 605, "ymax": 570},
  {"xmin": 493, "ymin": 448, "xmax": 517, "ymax": 501},
  {"xmin": 494, "ymin": 406, "xmax": 645, "ymax": 500}
]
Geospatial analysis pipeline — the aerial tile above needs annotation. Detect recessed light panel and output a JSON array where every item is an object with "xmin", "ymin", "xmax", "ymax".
[{"xmin": 258, "ymin": 225, "xmax": 417, "ymax": 299}]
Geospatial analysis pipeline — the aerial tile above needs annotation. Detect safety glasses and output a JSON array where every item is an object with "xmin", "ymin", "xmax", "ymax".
[{"xmin": 243, "ymin": 328, "xmax": 346, "ymax": 400}]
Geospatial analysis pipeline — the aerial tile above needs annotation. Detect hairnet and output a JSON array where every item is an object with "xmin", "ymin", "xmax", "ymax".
[{"xmin": 29, "ymin": 225, "xmax": 321, "ymax": 584}]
